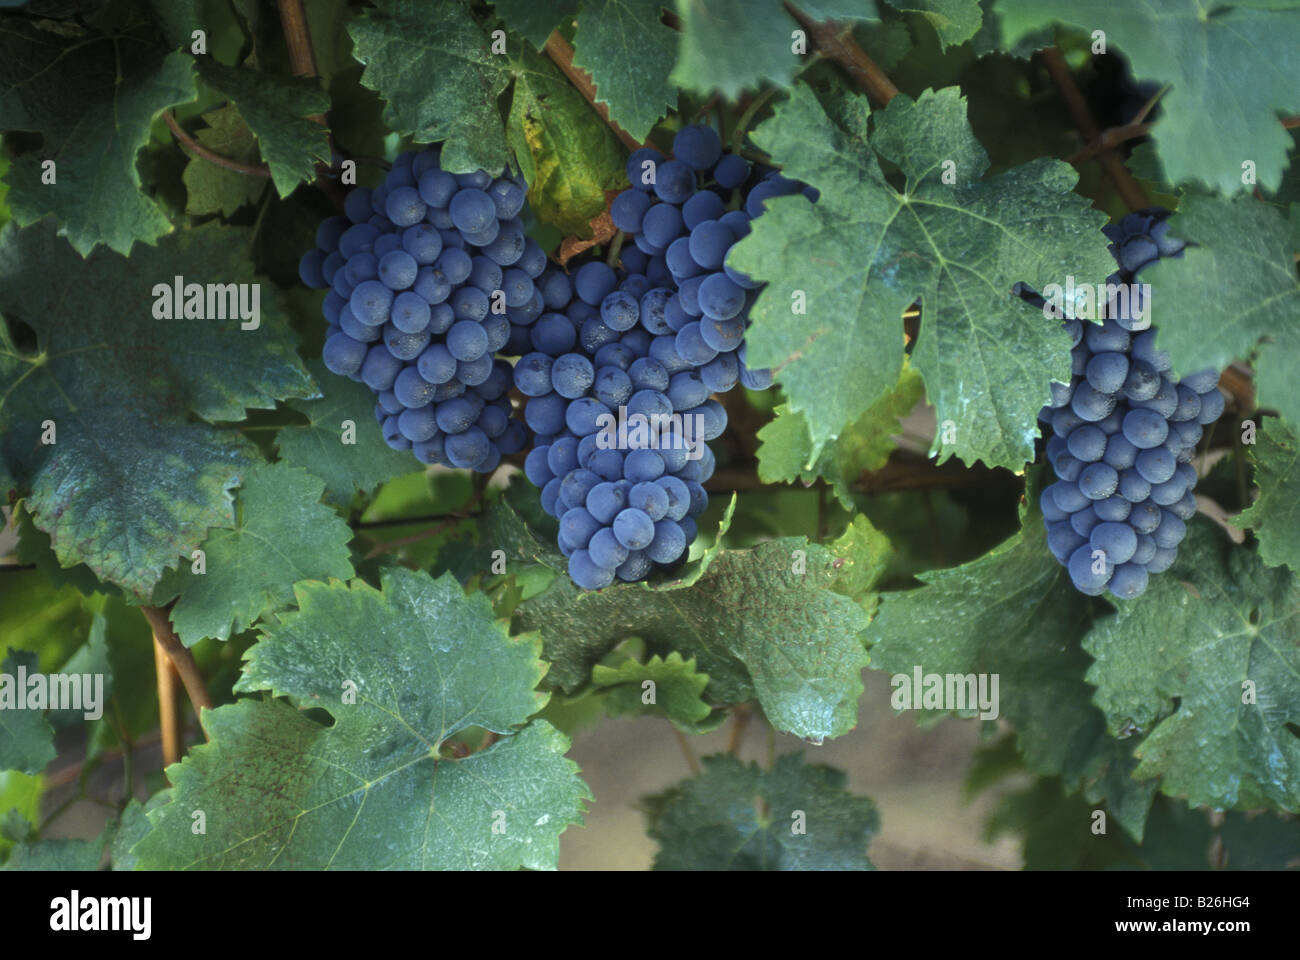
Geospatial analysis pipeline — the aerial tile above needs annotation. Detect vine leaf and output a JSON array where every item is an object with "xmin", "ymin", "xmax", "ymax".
[
  {"xmin": 132, "ymin": 569, "xmax": 589, "ymax": 870},
  {"xmin": 1233, "ymin": 418, "xmax": 1300, "ymax": 573},
  {"xmin": 572, "ymin": 0, "xmax": 677, "ymax": 142},
  {"xmin": 1, "ymin": 834, "xmax": 105, "ymax": 871},
  {"xmin": 591, "ymin": 652, "xmax": 714, "ymax": 729},
  {"xmin": 0, "ymin": 20, "xmax": 196, "ymax": 255},
  {"xmin": 515, "ymin": 520, "xmax": 873, "ymax": 743},
  {"xmin": 195, "ymin": 59, "xmax": 331, "ymax": 197},
  {"xmin": 884, "ymin": 0, "xmax": 981, "ymax": 50},
  {"xmin": 670, "ymin": 0, "xmax": 880, "ymax": 100},
  {"xmin": 1084, "ymin": 520, "xmax": 1300, "ymax": 812},
  {"xmin": 867, "ymin": 485, "xmax": 1157, "ymax": 840},
  {"xmin": 1141, "ymin": 196, "xmax": 1300, "ymax": 431},
  {"xmin": 506, "ymin": 42, "xmax": 626, "ymax": 236},
  {"xmin": 0, "ymin": 220, "xmax": 313, "ymax": 597},
  {"xmin": 348, "ymin": 0, "xmax": 512, "ymax": 175},
  {"xmin": 152, "ymin": 462, "xmax": 356, "ymax": 645},
  {"xmin": 180, "ymin": 106, "xmax": 266, "ymax": 216},
  {"xmin": 758, "ymin": 362, "xmax": 923, "ymax": 508},
  {"xmin": 645, "ymin": 753, "xmax": 879, "ymax": 870},
  {"xmin": 276, "ymin": 359, "xmax": 422, "ymax": 508},
  {"xmin": 488, "ymin": 0, "xmax": 581, "ymax": 48},
  {"xmin": 730, "ymin": 84, "xmax": 1114, "ymax": 470},
  {"xmin": 997, "ymin": 0, "xmax": 1300, "ymax": 195},
  {"xmin": 0, "ymin": 650, "xmax": 55, "ymax": 775}
]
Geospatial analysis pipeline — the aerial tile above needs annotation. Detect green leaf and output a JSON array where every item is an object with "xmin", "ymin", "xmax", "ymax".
[
  {"xmin": 730, "ymin": 84, "xmax": 1113, "ymax": 469},
  {"xmin": 153, "ymin": 462, "xmax": 355, "ymax": 645},
  {"xmin": 0, "ymin": 21, "xmax": 196, "ymax": 255},
  {"xmin": 516, "ymin": 533, "xmax": 872, "ymax": 743},
  {"xmin": 0, "ymin": 770, "xmax": 42, "ymax": 861},
  {"xmin": 489, "ymin": 0, "xmax": 581, "ymax": 48},
  {"xmin": 591, "ymin": 652, "xmax": 713, "ymax": 728},
  {"xmin": 797, "ymin": 1, "xmax": 880, "ymax": 19},
  {"xmin": 134, "ymin": 569, "xmax": 589, "ymax": 869},
  {"xmin": 180, "ymin": 106, "xmax": 265, "ymax": 217},
  {"xmin": 670, "ymin": 0, "xmax": 801, "ymax": 99},
  {"xmin": 572, "ymin": 0, "xmax": 676, "ymax": 142},
  {"xmin": 1218, "ymin": 810, "xmax": 1300, "ymax": 870},
  {"xmin": 111, "ymin": 794, "xmax": 170, "ymax": 871},
  {"xmin": 276, "ymin": 359, "xmax": 422, "ymax": 508},
  {"xmin": 646, "ymin": 753, "xmax": 878, "ymax": 869},
  {"xmin": 348, "ymin": 0, "xmax": 512, "ymax": 175},
  {"xmin": 506, "ymin": 42, "xmax": 625, "ymax": 236},
  {"xmin": 0, "ymin": 220, "xmax": 313, "ymax": 596},
  {"xmin": 195, "ymin": 59, "xmax": 330, "ymax": 197},
  {"xmin": 1084, "ymin": 520, "xmax": 1300, "ymax": 812},
  {"xmin": 867, "ymin": 490, "xmax": 1157, "ymax": 839},
  {"xmin": 997, "ymin": 0, "xmax": 1300, "ymax": 195},
  {"xmin": 757, "ymin": 362, "xmax": 923, "ymax": 508},
  {"xmin": 0, "ymin": 650, "xmax": 55, "ymax": 775},
  {"xmin": 827, "ymin": 514, "xmax": 891, "ymax": 603},
  {"xmin": 1234, "ymin": 418, "xmax": 1300, "ymax": 572},
  {"xmin": 1, "ymin": 834, "xmax": 104, "ymax": 870},
  {"xmin": 884, "ymin": 0, "xmax": 981, "ymax": 50},
  {"xmin": 1141, "ymin": 196, "xmax": 1300, "ymax": 431},
  {"xmin": 670, "ymin": 0, "xmax": 880, "ymax": 99}
]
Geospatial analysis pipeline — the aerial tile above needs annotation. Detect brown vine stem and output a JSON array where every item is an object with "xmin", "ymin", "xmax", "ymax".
[
  {"xmin": 276, "ymin": 0, "xmax": 318, "ymax": 80},
  {"xmin": 163, "ymin": 111, "xmax": 271, "ymax": 177},
  {"xmin": 543, "ymin": 32, "xmax": 647, "ymax": 154},
  {"xmin": 275, "ymin": 0, "xmax": 347, "ymax": 207},
  {"xmin": 142, "ymin": 606, "xmax": 213, "ymax": 740},
  {"xmin": 1040, "ymin": 45, "xmax": 1148, "ymax": 212},
  {"xmin": 727, "ymin": 704, "xmax": 752, "ymax": 756},
  {"xmin": 1066, "ymin": 121, "xmax": 1154, "ymax": 165},
  {"xmin": 1065, "ymin": 84, "xmax": 1165, "ymax": 165},
  {"xmin": 152, "ymin": 639, "xmax": 180, "ymax": 768},
  {"xmin": 1282, "ymin": 116, "xmax": 1300, "ymax": 130},
  {"xmin": 671, "ymin": 725, "xmax": 701, "ymax": 776},
  {"xmin": 783, "ymin": 3, "xmax": 899, "ymax": 105}
]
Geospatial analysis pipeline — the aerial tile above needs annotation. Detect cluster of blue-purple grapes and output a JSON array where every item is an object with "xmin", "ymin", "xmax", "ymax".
[
  {"xmin": 1038, "ymin": 209, "xmax": 1225, "ymax": 599},
  {"xmin": 298, "ymin": 145, "xmax": 534, "ymax": 471},
  {"xmin": 516, "ymin": 124, "xmax": 793, "ymax": 590}
]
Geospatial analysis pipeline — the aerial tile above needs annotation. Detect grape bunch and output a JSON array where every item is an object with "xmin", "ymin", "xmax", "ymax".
[
  {"xmin": 1038, "ymin": 209, "xmax": 1225, "ymax": 599},
  {"xmin": 516, "ymin": 124, "xmax": 799, "ymax": 590},
  {"xmin": 517, "ymin": 256, "xmax": 727, "ymax": 590},
  {"xmin": 298, "ymin": 146, "xmax": 536, "ymax": 472}
]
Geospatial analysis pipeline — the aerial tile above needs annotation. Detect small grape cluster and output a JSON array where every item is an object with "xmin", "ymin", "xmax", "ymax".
[
  {"xmin": 1038, "ymin": 209, "xmax": 1225, "ymax": 599},
  {"xmin": 514, "ymin": 257, "xmax": 723, "ymax": 589},
  {"xmin": 516, "ymin": 124, "xmax": 798, "ymax": 590},
  {"xmin": 298, "ymin": 146, "xmax": 537, "ymax": 472}
]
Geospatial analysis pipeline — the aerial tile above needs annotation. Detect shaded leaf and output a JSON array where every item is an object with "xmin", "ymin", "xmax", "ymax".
[
  {"xmin": 997, "ymin": 0, "xmax": 1300, "ymax": 194},
  {"xmin": 0, "ymin": 220, "xmax": 312, "ymax": 596},
  {"xmin": 646, "ymin": 753, "xmax": 878, "ymax": 869},
  {"xmin": 0, "ymin": 20, "xmax": 195, "ymax": 255}
]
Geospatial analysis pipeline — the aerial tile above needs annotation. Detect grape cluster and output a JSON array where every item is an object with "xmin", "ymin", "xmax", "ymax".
[
  {"xmin": 1038, "ymin": 209, "xmax": 1225, "ymax": 599},
  {"xmin": 298, "ymin": 146, "xmax": 536, "ymax": 472},
  {"xmin": 517, "ymin": 124, "xmax": 795, "ymax": 590}
]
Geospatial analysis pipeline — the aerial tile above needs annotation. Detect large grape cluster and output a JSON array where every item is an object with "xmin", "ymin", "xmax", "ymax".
[
  {"xmin": 298, "ymin": 146, "xmax": 536, "ymax": 472},
  {"xmin": 1038, "ymin": 209, "xmax": 1225, "ymax": 599},
  {"xmin": 516, "ymin": 124, "xmax": 798, "ymax": 590}
]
